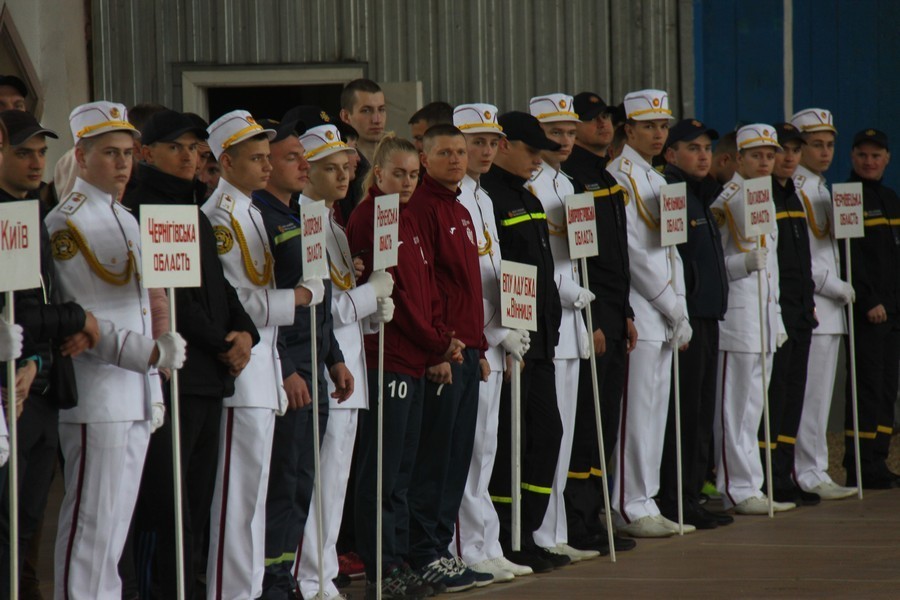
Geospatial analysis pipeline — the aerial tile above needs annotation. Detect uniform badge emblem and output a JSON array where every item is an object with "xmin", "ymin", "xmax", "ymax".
[
  {"xmin": 467, "ymin": 227, "xmax": 475, "ymax": 246},
  {"xmin": 60, "ymin": 192, "xmax": 87, "ymax": 215},
  {"xmin": 559, "ymin": 99, "xmax": 567, "ymax": 109},
  {"xmin": 484, "ymin": 110, "xmax": 492, "ymax": 120},
  {"xmin": 652, "ymin": 98, "xmax": 660, "ymax": 107},
  {"xmin": 213, "ymin": 225, "xmax": 234, "ymax": 254},
  {"xmin": 247, "ymin": 116, "xmax": 256, "ymax": 124},
  {"xmin": 711, "ymin": 207, "xmax": 726, "ymax": 228},
  {"xmin": 325, "ymin": 130, "xmax": 335, "ymax": 140},
  {"xmin": 692, "ymin": 120, "xmax": 702, "ymax": 127},
  {"xmin": 866, "ymin": 129, "xmax": 876, "ymax": 136},
  {"xmin": 320, "ymin": 111, "xmax": 331, "ymax": 122},
  {"xmin": 51, "ymin": 230, "xmax": 78, "ymax": 260},
  {"xmin": 110, "ymin": 107, "xmax": 120, "ymax": 118},
  {"xmin": 590, "ymin": 96, "xmax": 599, "ymax": 103}
]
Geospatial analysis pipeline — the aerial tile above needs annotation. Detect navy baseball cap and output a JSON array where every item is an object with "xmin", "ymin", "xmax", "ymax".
[
  {"xmin": 852, "ymin": 128, "xmax": 889, "ymax": 151},
  {"xmin": 666, "ymin": 119, "xmax": 719, "ymax": 149},
  {"xmin": 573, "ymin": 92, "xmax": 609, "ymax": 122},
  {"xmin": 773, "ymin": 122, "xmax": 805, "ymax": 146},
  {"xmin": 141, "ymin": 110, "xmax": 209, "ymax": 145}
]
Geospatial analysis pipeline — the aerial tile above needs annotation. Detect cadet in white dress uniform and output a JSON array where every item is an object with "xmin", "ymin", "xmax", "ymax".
[
  {"xmin": 606, "ymin": 90, "xmax": 692, "ymax": 538},
  {"xmin": 295, "ymin": 124, "xmax": 392, "ymax": 600},
  {"xmin": 525, "ymin": 94, "xmax": 599, "ymax": 560},
  {"xmin": 48, "ymin": 102, "xmax": 186, "ymax": 599},
  {"xmin": 710, "ymin": 124, "xmax": 794, "ymax": 515},
  {"xmin": 789, "ymin": 109, "xmax": 856, "ymax": 498},
  {"xmin": 451, "ymin": 104, "xmax": 533, "ymax": 581},
  {"xmin": 201, "ymin": 111, "xmax": 321, "ymax": 600}
]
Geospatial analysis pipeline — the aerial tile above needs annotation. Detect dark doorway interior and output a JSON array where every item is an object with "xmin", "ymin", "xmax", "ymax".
[{"xmin": 207, "ymin": 83, "xmax": 343, "ymax": 122}]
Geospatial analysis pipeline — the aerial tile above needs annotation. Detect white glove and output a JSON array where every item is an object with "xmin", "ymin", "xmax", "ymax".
[
  {"xmin": 151, "ymin": 402, "xmax": 165, "ymax": 433},
  {"xmin": 672, "ymin": 317, "xmax": 693, "ymax": 348},
  {"xmin": 156, "ymin": 332, "xmax": 187, "ymax": 370},
  {"xmin": 0, "ymin": 435, "xmax": 7, "ymax": 467},
  {"xmin": 0, "ymin": 317, "xmax": 23, "ymax": 362},
  {"xmin": 367, "ymin": 271, "xmax": 394, "ymax": 299},
  {"xmin": 371, "ymin": 297, "xmax": 395, "ymax": 324},
  {"xmin": 777, "ymin": 332, "xmax": 789, "ymax": 348},
  {"xmin": 573, "ymin": 288, "xmax": 596, "ymax": 310},
  {"xmin": 276, "ymin": 384, "xmax": 289, "ymax": 417},
  {"xmin": 500, "ymin": 329, "xmax": 531, "ymax": 362},
  {"xmin": 744, "ymin": 247, "xmax": 768, "ymax": 273},
  {"xmin": 836, "ymin": 281, "xmax": 855, "ymax": 305},
  {"xmin": 299, "ymin": 278, "xmax": 325, "ymax": 306}
]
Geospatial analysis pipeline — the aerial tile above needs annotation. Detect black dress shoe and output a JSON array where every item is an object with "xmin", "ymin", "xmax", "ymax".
[
  {"xmin": 536, "ymin": 546, "xmax": 571, "ymax": 569},
  {"xmin": 677, "ymin": 508, "xmax": 719, "ymax": 530},
  {"xmin": 773, "ymin": 486, "xmax": 802, "ymax": 505},
  {"xmin": 505, "ymin": 549, "xmax": 554, "ymax": 574},
  {"xmin": 700, "ymin": 506, "xmax": 734, "ymax": 526},
  {"xmin": 798, "ymin": 489, "xmax": 821, "ymax": 506},
  {"xmin": 568, "ymin": 533, "xmax": 610, "ymax": 556}
]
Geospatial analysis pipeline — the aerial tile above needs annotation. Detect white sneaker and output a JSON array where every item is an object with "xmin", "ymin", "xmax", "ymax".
[
  {"xmin": 616, "ymin": 515, "xmax": 676, "ymax": 538},
  {"xmin": 546, "ymin": 543, "xmax": 601, "ymax": 562},
  {"xmin": 492, "ymin": 555, "xmax": 533, "ymax": 577},
  {"xmin": 808, "ymin": 480, "xmax": 857, "ymax": 500},
  {"xmin": 733, "ymin": 495, "xmax": 796, "ymax": 515},
  {"xmin": 657, "ymin": 515, "xmax": 696, "ymax": 534},
  {"xmin": 470, "ymin": 558, "xmax": 514, "ymax": 583}
]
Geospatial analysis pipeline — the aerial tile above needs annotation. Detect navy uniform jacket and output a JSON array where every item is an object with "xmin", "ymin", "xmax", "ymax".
[
  {"xmin": 663, "ymin": 164, "xmax": 728, "ymax": 321},
  {"xmin": 253, "ymin": 190, "xmax": 344, "ymax": 402},
  {"xmin": 563, "ymin": 144, "xmax": 633, "ymax": 340},
  {"xmin": 772, "ymin": 177, "xmax": 817, "ymax": 330},
  {"xmin": 480, "ymin": 164, "xmax": 562, "ymax": 360}
]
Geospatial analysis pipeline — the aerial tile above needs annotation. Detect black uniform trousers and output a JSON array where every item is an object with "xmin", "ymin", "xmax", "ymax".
[
  {"xmin": 564, "ymin": 338, "xmax": 626, "ymax": 541},
  {"xmin": 659, "ymin": 318, "xmax": 719, "ymax": 513},
  {"xmin": 262, "ymin": 379, "xmax": 328, "ymax": 599},
  {"xmin": 0, "ymin": 396, "xmax": 58, "ymax": 597},
  {"xmin": 760, "ymin": 326, "xmax": 812, "ymax": 493},
  {"xmin": 489, "ymin": 358, "xmax": 562, "ymax": 553},
  {"xmin": 844, "ymin": 313, "xmax": 900, "ymax": 478},
  {"xmin": 133, "ymin": 392, "xmax": 221, "ymax": 600},
  {"xmin": 355, "ymin": 371, "xmax": 425, "ymax": 580},
  {"xmin": 408, "ymin": 349, "xmax": 480, "ymax": 568}
]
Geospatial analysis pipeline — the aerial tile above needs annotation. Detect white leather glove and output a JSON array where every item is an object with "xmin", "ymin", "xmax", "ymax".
[
  {"xmin": 367, "ymin": 271, "xmax": 394, "ymax": 299},
  {"xmin": 151, "ymin": 402, "xmax": 165, "ymax": 433},
  {"xmin": 276, "ymin": 384, "xmax": 289, "ymax": 417},
  {"xmin": 0, "ymin": 435, "xmax": 8, "ymax": 468},
  {"xmin": 672, "ymin": 317, "xmax": 693, "ymax": 348},
  {"xmin": 156, "ymin": 332, "xmax": 187, "ymax": 370},
  {"xmin": 371, "ymin": 297, "xmax": 395, "ymax": 324},
  {"xmin": 500, "ymin": 329, "xmax": 531, "ymax": 362},
  {"xmin": 665, "ymin": 303, "xmax": 685, "ymax": 328},
  {"xmin": 744, "ymin": 247, "xmax": 768, "ymax": 273},
  {"xmin": 0, "ymin": 317, "xmax": 23, "ymax": 362},
  {"xmin": 777, "ymin": 332, "xmax": 789, "ymax": 348},
  {"xmin": 573, "ymin": 288, "xmax": 596, "ymax": 310},
  {"xmin": 836, "ymin": 281, "xmax": 855, "ymax": 305},
  {"xmin": 299, "ymin": 278, "xmax": 325, "ymax": 306}
]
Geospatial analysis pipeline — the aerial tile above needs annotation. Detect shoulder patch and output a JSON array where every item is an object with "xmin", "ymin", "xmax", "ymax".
[
  {"xmin": 213, "ymin": 225, "xmax": 234, "ymax": 254},
  {"xmin": 720, "ymin": 182, "xmax": 741, "ymax": 202},
  {"xmin": 618, "ymin": 158, "xmax": 633, "ymax": 176},
  {"xmin": 794, "ymin": 174, "xmax": 807, "ymax": 188},
  {"xmin": 59, "ymin": 192, "xmax": 87, "ymax": 216},
  {"xmin": 529, "ymin": 167, "xmax": 543, "ymax": 182},
  {"xmin": 216, "ymin": 194, "xmax": 235, "ymax": 214},
  {"xmin": 51, "ymin": 229, "xmax": 79, "ymax": 260},
  {"xmin": 710, "ymin": 207, "xmax": 726, "ymax": 228}
]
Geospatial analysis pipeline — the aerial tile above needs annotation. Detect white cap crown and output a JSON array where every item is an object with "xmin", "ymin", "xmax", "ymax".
[
  {"xmin": 623, "ymin": 89, "xmax": 673, "ymax": 121},
  {"xmin": 207, "ymin": 110, "xmax": 275, "ymax": 160},
  {"xmin": 300, "ymin": 124, "xmax": 357, "ymax": 161},
  {"xmin": 529, "ymin": 93, "xmax": 578, "ymax": 123},
  {"xmin": 453, "ymin": 103, "xmax": 504, "ymax": 136},
  {"xmin": 69, "ymin": 101, "xmax": 138, "ymax": 143},
  {"xmin": 737, "ymin": 123, "xmax": 781, "ymax": 151},
  {"xmin": 790, "ymin": 108, "xmax": 837, "ymax": 134}
]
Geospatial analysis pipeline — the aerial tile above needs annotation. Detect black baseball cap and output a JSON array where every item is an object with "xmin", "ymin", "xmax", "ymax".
[
  {"xmin": 0, "ymin": 110, "xmax": 57, "ymax": 146},
  {"xmin": 665, "ymin": 119, "xmax": 719, "ymax": 149},
  {"xmin": 852, "ymin": 128, "xmax": 889, "ymax": 151},
  {"xmin": 282, "ymin": 105, "xmax": 333, "ymax": 133},
  {"xmin": 773, "ymin": 122, "xmax": 805, "ymax": 146},
  {"xmin": 497, "ymin": 112, "xmax": 561, "ymax": 151},
  {"xmin": 573, "ymin": 92, "xmax": 609, "ymax": 122},
  {"xmin": 141, "ymin": 109, "xmax": 208, "ymax": 145},
  {"xmin": 257, "ymin": 118, "xmax": 304, "ymax": 143},
  {"xmin": 0, "ymin": 75, "xmax": 27, "ymax": 98}
]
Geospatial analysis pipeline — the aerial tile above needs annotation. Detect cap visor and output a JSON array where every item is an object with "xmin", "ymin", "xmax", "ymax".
[{"xmin": 10, "ymin": 126, "xmax": 58, "ymax": 146}]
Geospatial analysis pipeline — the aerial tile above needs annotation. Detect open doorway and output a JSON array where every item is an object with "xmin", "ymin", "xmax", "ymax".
[{"xmin": 206, "ymin": 83, "xmax": 343, "ymax": 122}]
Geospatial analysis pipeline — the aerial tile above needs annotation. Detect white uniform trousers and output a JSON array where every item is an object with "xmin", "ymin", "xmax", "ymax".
[
  {"xmin": 54, "ymin": 420, "xmax": 150, "ymax": 600},
  {"xmin": 611, "ymin": 341, "xmax": 672, "ymax": 523},
  {"xmin": 795, "ymin": 334, "xmax": 841, "ymax": 490},
  {"xmin": 715, "ymin": 350, "xmax": 773, "ymax": 507},
  {"xmin": 534, "ymin": 358, "xmax": 580, "ymax": 547},
  {"xmin": 207, "ymin": 407, "xmax": 276, "ymax": 600},
  {"xmin": 296, "ymin": 408, "xmax": 358, "ymax": 599},
  {"xmin": 453, "ymin": 370, "xmax": 503, "ymax": 564}
]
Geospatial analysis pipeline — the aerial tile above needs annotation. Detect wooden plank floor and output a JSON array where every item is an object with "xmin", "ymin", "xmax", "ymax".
[{"xmin": 33, "ymin": 437, "xmax": 900, "ymax": 598}]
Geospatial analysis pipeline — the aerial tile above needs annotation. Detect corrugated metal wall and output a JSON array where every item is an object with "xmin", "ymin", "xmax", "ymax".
[{"xmin": 92, "ymin": 0, "xmax": 693, "ymax": 117}]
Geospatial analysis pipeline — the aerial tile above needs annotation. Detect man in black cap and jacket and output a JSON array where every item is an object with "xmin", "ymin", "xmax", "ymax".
[{"xmin": 124, "ymin": 109, "xmax": 260, "ymax": 599}]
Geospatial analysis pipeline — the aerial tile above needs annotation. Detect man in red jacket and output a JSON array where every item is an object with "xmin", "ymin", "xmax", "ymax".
[{"xmin": 405, "ymin": 124, "xmax": 491, "ymax": 591}]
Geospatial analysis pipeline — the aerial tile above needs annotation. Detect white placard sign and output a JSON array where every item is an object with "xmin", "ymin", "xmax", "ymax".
[
  {"xmin": 565, "ymin": 193, "xmax": 598, "ymax": 259},
  {"xmin": 500, "ymin": 260, "xmax": 538, "ymax": 332},
  {"xmin": 0, "ymin": 199, "xmax": 40, "ymax": 292},
  {"xmin": 139, "ymin": 205, "xmax": 201, "ymax": 288},
  {"xmin": 660, "ymin": 182, "xmax": 688, "ymax": 247},
  {"xmin": 742, "ymin": 176, "xmax": 776, "ymax": 237},
  {"xmin": 373, "ymin": 193, "xmax": 400, "ymax": 271},
  {"xmin": 300, "ymin": 201, "xmax": 328, "ymax": 279},
  {"xmin": 832, "ymin": 182, "xmax": 865, "ymax": 240}
]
